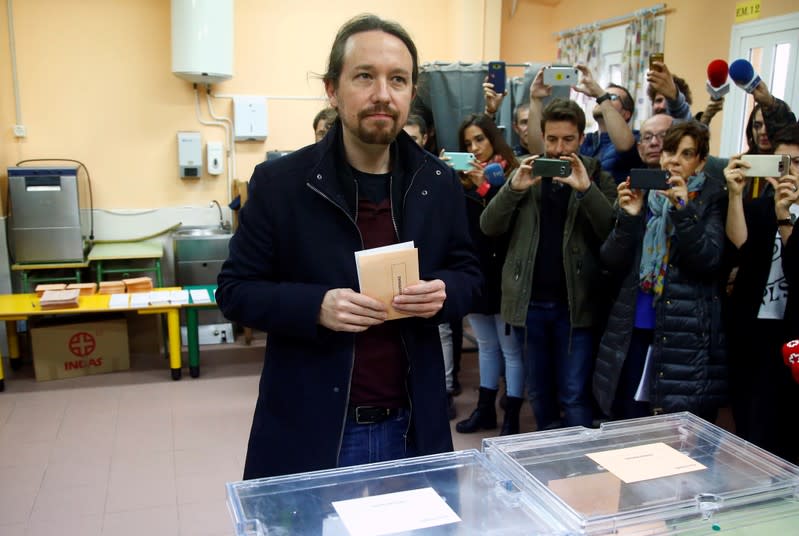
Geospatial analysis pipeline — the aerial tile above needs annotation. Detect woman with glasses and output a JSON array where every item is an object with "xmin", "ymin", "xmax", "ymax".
[{"xmin": 593, "ymin": 121, "xmax": 728, "ymax": 422}]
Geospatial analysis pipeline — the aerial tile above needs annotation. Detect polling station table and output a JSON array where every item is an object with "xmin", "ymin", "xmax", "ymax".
[
  {"xmin": 0, "ymin": 289, "xmax": 184, "ymax": 392},
  {"xmin": 181, "ymin": 285, "xmax": 219, "ymax": 379}
]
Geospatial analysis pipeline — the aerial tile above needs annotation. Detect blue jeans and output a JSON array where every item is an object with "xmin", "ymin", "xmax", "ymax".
[
  {"xmin": 521, "ymin": 302, "xmax": 594, "ymax": 429},
  {"xmin": 468, "ymin": 313, "xmax": 525, "ymax": 397},
  {"xmin": 338, "ymin": 409, "xmax": 417, "ymax": 468}
]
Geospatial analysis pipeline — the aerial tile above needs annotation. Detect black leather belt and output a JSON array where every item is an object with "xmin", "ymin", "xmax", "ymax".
[{"xmin": 347, "ymin": 406, "xmax": 401, "ymax": 424}]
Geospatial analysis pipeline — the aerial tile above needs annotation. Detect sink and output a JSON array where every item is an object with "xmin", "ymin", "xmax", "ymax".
[
  {"xmin": 172, "ymin": 226, "xmax": 232, "ymax": 262},
  {"xmin": 173, "ymin": 226, "xmax": 231, "ymax": 237}
]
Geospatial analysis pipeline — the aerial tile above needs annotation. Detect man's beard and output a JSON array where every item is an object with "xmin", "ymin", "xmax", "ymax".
[{"xmin": 353, "ymin": 106, "xmax": 402, "ymax": 145}]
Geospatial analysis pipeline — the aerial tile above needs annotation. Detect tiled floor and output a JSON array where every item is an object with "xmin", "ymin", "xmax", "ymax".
[{"xmin": 0, "ymin": 325, "xmax": 532, "ymax": 535}]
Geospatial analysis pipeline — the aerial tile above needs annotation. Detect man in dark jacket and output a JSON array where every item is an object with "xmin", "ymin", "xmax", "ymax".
[{"xmin": 217, "ymin": 14, "xmax": 481, "ymax": 480}]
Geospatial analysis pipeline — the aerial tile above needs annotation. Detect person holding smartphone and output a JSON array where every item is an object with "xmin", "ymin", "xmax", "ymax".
[
  {"xmin": 481, "ymin": 98, "xmax": 616, "ymax": 431},
  {"xmin": 592, "ymin": 121, "xmax": 728, "ymax": 422},
  {"xmin": 449, "ymin": 113, "xmax": 526, "ymax": 436},
  {"xmin": 723, "ymin": 124, "xmax": 799, "ymax": 462}
]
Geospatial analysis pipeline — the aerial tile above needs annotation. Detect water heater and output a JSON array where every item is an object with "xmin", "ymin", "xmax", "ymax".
[{"xmin": 171, "ymin": 0, "xmax": 234, "ymax": 84}]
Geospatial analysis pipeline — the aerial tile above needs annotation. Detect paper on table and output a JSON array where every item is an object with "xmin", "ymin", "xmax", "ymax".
[
  {"xmin": 354, "ymin": 241, "xmax": 419, "ymax": 320},
  {"xmin": 634, "ymin": 344, "xmax": 654, "ymax": 402},
  {"xmin": 332, "ymin": 487, "xmax": 460, "ymax": 536},
  {"xmin": 148, "ymin": 291, "xmax": 171, "ymax": 306},
  {"xmin": 189, "ymin": 289, "xmax": 211, "ymax": 304},
  {"xmin": 129, "ymin": 293, "xmax": 150, "ymax": 308},
  {"xmin": 108, "ymin": 294, "xmax": 130, "ymax": 309},
  {"xmin": 169, "ymin": 290, "xmax": 189, "ymax": 305},
  {"xmin": 586, "ymin": 442, "xmax": 707, "ymax": 484}
]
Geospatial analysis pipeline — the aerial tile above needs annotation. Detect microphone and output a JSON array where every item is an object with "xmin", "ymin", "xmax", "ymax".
[
  {"xmin": 729, "ymin": 59, "xmax": 762, "ymax": 94},
  {"xmin": 781, "ymin": 340, "xmax": 799, "ymax": 383},
  {"xmin": 484, "ymin": 162, "xmax": 506, "ymax": 187},
  {"xmin": 706, "ymin": 60, "xmax": 730, "ymax": 101}
]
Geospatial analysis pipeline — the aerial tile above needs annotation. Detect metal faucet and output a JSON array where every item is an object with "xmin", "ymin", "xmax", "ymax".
[{"xmin": 210, "ymin": 200, "xmax": 229, "ymax": 230}]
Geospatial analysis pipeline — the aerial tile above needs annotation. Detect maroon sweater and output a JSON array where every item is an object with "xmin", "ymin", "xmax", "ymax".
[{"xmin": 350, "ymin": 197, "xmax": 408, "ymax": 408}]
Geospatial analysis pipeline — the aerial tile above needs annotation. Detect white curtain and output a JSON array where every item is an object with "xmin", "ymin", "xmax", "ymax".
[
  {"xmin": 621, "ymin": 11, "xmax": 658, "ymax": 129},
  {"xmin": 557, "ymin": 28, "xmax": 600, "ymax": 130}
]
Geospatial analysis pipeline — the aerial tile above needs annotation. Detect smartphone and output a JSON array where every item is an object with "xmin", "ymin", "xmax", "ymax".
[
  {"xmin": 533, "ymin": 158, "xmax": 572, "ymax": 177},
  {"xmin": 488, "ymin": 61, "xmax": 506, "ymax": 94},
  {"xmin": 629, "ymin": 168, "xmax": 670, "ymax": 190},
  {"xmin": 741, "ymin": 154, "xmax": 791, "ymax": 177},
  {"xmin": 649, "ymin": 52, "xmax": 664, "ymax": 71},
  {"xmin": 543, "ymin": 66, "xmax": 579, "ymax": 86},
  {"xmin": 442, "ymin": 151, "xmax": 476, "ymax": 171}
]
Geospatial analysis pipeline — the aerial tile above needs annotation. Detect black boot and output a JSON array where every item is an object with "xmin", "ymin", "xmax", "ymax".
[
  {"xmin": 500, "ymin": 396, "xmax": 524, "ymax": 436},
  {"xmin": 456, "ymin": 387, "xmax": 497, "ymax": 433}
]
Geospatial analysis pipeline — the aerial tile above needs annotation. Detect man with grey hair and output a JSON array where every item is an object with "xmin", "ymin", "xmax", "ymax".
[{"xmin": 217, "ymin": 13, "xmax": 481, "ymax": 479}]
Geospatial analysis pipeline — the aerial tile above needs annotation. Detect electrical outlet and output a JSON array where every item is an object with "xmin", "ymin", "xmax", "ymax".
[{"xmin": 13, "ymin": 125, "xmax": 26, "ymax": 138}]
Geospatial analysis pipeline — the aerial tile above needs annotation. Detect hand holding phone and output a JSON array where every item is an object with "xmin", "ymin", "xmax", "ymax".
[
  {"xmin": 533, "ymin": 157, "xmax": 572, "ymax": 177},
  {"xmin": 629, "ymin": 168, "xmax": 671, "ymax": 190},
  {"xmin": 649, "ymin": 52, "xmax": 664, "ymax": 71},
  {"xmin": 542, "ymin": 66, "xmax": 579, "ymax": 86},
  {"xmin": 442, "ymin": 151, "xmax": 476, "ymax": 172},
  {"xmin": 741, "ymin": 154, "xmax": 791, "ymax": 178},
  {"xmin": 488, "ymin": 61, "xmax": 506, "ymax": 94}
]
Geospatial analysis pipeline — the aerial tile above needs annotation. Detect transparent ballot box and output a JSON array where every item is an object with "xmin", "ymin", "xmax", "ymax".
[
  {"xmin": 483, "ymin": 412, "xmax": 799, "ymax": 535},
  {"xmin": 226, "ymin": 449, "xmax": 567, "ymax": 536}
]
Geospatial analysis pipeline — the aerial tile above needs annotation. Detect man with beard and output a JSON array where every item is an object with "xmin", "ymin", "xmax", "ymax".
[
  {"xmin": 217, "ymin": 14, "xmax": 481, "ymax": 479},
  {"xmin": 481, "ymin": 98, "xmax": 616, "ymax": 430}
]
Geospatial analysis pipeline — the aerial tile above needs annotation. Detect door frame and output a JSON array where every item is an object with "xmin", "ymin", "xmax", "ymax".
[{"xmin": 720, "ymin": 12, "xmax": 799, "ymax": 157}]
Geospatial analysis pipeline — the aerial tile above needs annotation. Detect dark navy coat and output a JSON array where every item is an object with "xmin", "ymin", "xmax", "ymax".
[{"xmin": 217, "ymin": 122, "xmax": 482, "ymax": 479}]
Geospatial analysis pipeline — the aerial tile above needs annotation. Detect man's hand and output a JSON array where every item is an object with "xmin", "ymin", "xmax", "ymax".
[
  {"xmin": 573, "ymin": 63, "xmax": 603, "ymax": 98},
  {"xmin": 646, "ymin": 62, "xmax": 677, "ymax": 100},
  {"xmin": 554, "ymin": 153, "xmax": 591, "ymax": 192},
  {"xmin": 530, "ymin": 67, "xmax": 553, "ymax": 100},
  {"xmin": 483, "ymin": 77, "xmax": 505, "ymax": 115},
  {"xmin": 618, "ymin": 179, "xmax": 644, "ymax": 216},
  {"xmin": 700, "ymin": 98, "xmax": 725, "ymax": 126},
  {"xmin": 392, "ymin": 279, "xmax": 446, "ymax": 319},
  {"xmin": 724, "ymin": 154, "xmax": 749, "ymax": 198},
  {"xmin": 318, "ymin": 288, "xmax": 387, "ymax": 332},
  {"xmin": 510, "ymin": 155, "xmax": 542, "ymax": 192}
]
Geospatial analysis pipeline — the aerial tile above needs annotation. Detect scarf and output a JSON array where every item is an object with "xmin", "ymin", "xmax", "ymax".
[
  {"xmin": 639, "ymin": 171, "xmax": 706, "ymax": 298},
  {"xmin": 478, "ymin": 154, "xmax": 509, "ymax": 170}
]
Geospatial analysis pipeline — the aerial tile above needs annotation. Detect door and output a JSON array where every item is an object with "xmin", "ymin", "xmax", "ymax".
[{"xmin": 720, "ymin": 13, "xmax": 799, "ymax": 156}]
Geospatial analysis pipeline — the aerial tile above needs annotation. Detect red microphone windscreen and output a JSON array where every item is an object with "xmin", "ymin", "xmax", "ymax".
[{"xmin": 707, "ymin": 59, "xmax": 729, "ymax": 87}]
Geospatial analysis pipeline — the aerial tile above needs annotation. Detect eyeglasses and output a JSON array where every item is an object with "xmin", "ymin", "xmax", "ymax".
[{"xmin": 640, "ymin": 132, "xmax": 667, "ymax": 144}]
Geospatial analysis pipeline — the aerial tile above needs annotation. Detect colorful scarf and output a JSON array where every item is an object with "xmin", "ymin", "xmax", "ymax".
[
  {"xmin": 478, "ymin": 154, "xmax": 509, "ymax": 171},
  {"xmin": 639, "ymin": 171, "xmax": 706, "ymax": 298}
]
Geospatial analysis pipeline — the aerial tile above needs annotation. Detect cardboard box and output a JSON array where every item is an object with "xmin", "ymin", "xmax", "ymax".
[{"xmin": 31, "ymin": 318, "xmax": 130, "ymax": 381}]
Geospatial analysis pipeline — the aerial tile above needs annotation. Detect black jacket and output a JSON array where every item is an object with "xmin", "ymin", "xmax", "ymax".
[
  {"xmin": 593, "ymin": 176, "xmax": 728, "ymax": 416},
  {"xmin": 217, "ymin": 122, "xmax": 482, "ymax": 479},
  {"xmin": 726, "ymin": 197, "xmax": 799, "ymax": 341},
  {"xmin": 464, "ymin": 182, "xmax": 509, "ymax": 314}
]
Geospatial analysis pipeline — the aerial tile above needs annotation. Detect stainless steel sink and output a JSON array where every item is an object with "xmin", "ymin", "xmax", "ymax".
[
  {"xmin": 173, "ymin": 226, "xmax": 231, "ymax": 238},
  {"xmin": 172, "ymin": 225, "xmax": 234, "ymax": 344}
]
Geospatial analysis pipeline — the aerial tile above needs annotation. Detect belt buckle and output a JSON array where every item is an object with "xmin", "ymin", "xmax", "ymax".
[
  {"xmin": 355, "ymin": 406, "xmax": 370, "ymax": 424},
  {"xmin": 355, "ymin": 406, "xmax": 386, "ymax": 424}
]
